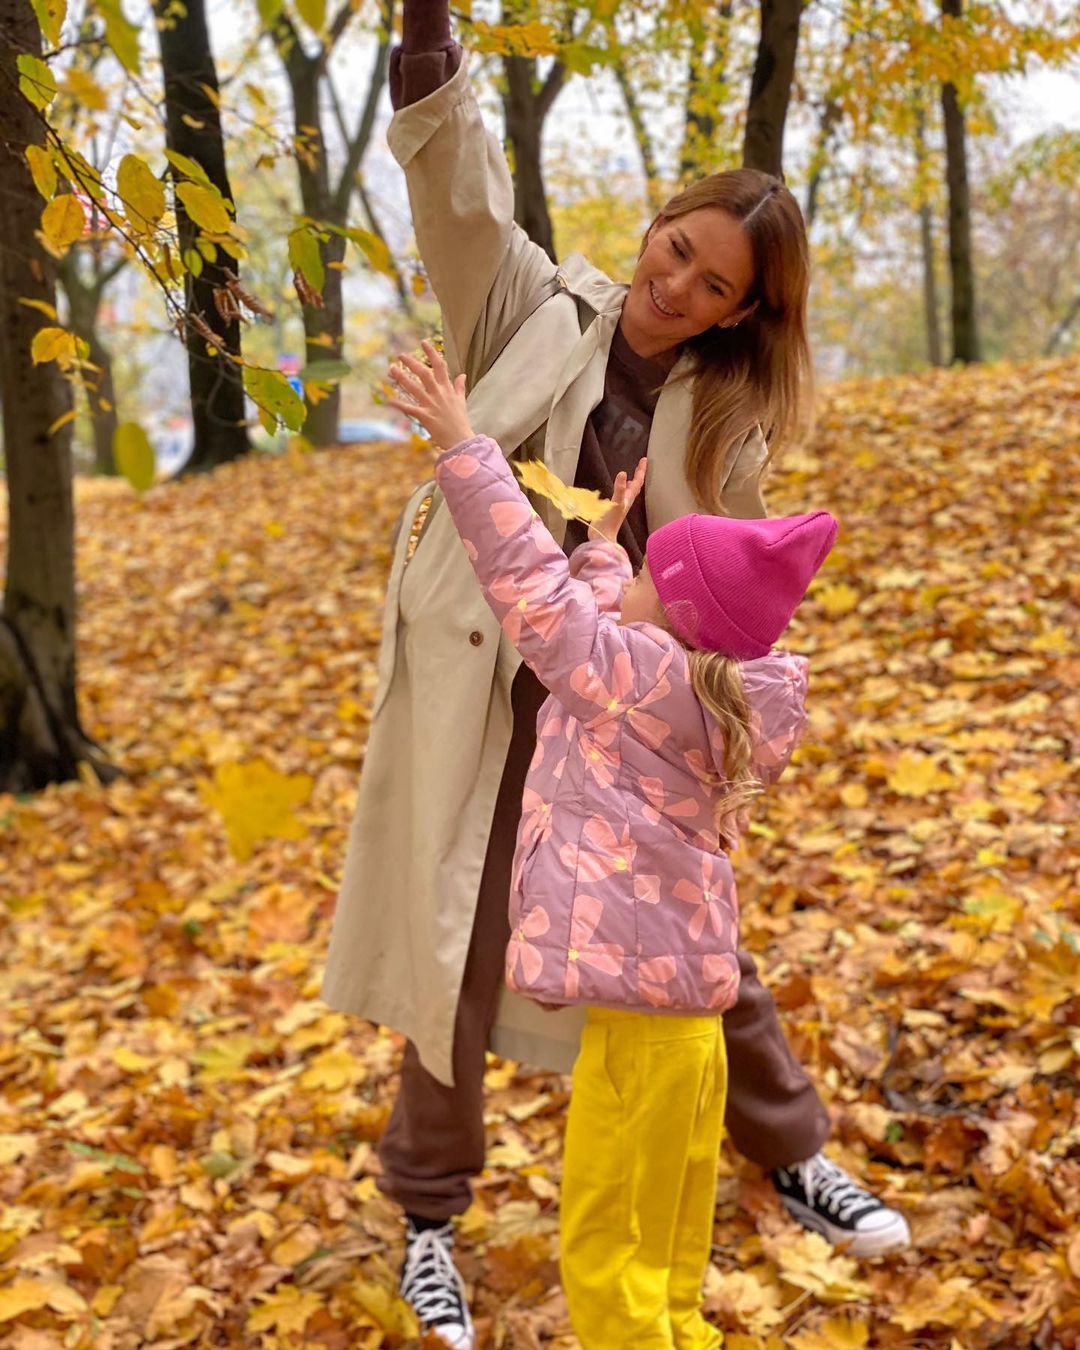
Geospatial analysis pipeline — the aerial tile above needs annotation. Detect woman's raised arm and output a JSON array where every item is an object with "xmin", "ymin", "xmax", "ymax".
[{"xmin": 386, "ymin": 0, "xmax": 559, "ymax": 384}]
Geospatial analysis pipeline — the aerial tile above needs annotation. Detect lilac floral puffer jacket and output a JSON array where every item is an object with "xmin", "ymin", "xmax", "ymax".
[{"xmin": 435, "ymin": 435, "xmax": 809, "ymax": 1016}]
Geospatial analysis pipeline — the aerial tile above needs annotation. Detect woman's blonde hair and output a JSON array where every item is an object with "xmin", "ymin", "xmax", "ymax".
[
  {"xmin": 687, "ymin": 649, "xmax": 762, "ymax": 849},
  {"xmin": 640, "ymin": 170, "xmax": 813, "ymax": 514}
]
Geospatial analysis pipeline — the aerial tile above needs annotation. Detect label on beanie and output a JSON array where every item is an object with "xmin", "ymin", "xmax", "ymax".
[{"xmin": 660, "ymin": 560, "xmax": 685, "ymax": 581}]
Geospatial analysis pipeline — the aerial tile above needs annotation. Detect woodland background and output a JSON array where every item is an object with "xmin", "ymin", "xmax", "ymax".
[{"xmin": 0, "ymin": 0, "xmax": 1078, "ymax": 1345}]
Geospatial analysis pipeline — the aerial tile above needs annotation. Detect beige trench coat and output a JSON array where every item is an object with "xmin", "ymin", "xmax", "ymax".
[{"xmin": 320, "ymin": 56, "xmax": 769, "ymax": 1087}]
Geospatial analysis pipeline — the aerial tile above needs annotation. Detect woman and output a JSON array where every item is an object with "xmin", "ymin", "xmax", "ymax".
[{"xmin": 322, "ymin": 2, "xmax": 910, "ymax": 1342}]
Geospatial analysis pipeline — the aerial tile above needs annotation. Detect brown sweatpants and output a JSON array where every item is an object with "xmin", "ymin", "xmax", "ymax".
[{"xmin": 377, "ymin": 666, "xmax": 830, "ymax": 1219}]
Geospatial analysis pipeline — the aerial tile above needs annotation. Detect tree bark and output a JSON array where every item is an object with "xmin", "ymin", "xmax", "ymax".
[
  {"xmin": 0, "ymin": 0, "xmax": 113, "ymax": 790},
  {"xmin": 681, "ymin": 2, "xmax": 732, "ymax": 180},
  {"xmin": 57, "ymin": 249, "xmax": 126, "ymax": 474},
  {"xmin": 941, "ymin": 0, "xmax": 980, "ymax": 363},
  {"xmin": 154, "ymin": 0, "xmax": 251, "ymax": 470},
  {"xmin": 742, "ymin": 0, "xmax": 803, "ymax": 177},
  {"xmin": 502, "ymin": 52, "xmax": 563, "ymax": 261},
  {"xmin": 271, "ymin": 0, "xmax": 394, "ymax": 446},
  {"xmin": 914, "ymin": 109, "xmax": 944, "ymax": 367}
]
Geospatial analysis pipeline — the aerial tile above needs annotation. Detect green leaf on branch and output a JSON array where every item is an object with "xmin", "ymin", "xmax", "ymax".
[
  {"xmin": 164, "ymin": 148, "xmax": 213, "ymax": 187},
  {"xmin": 97, "ymin": 0, "xmax": 141, "ymax": 74},
  {"xmin": 287, "ymin": 225, "xmax": 325, "ymax": 296},
  {"xmin": 244, "ymin": 367, "xmax": 306, "ymax": 434},
  {"xmin": 25, "ymin": 145, "xmax": 57, "ymax": 201},
  {"xmin": 298, "ymin": 359, "xmax": 350, "ymax": 385},
  {"xmin": 17, "ymin": 54, "xmax": 57, "ymax": 110},
  {"xmin": 30, "ymin": 0, "xmax": 67, "ymax": 47},
  {"xmin": 117, "ymin": 153, "xmax": 165, "ymax": 234},
  {"xmin": 183, "ymin": 248, "xmax": 204, "ymax": 278},
  {"xmin": 256, "ymin": 0, "xmax": 283, "ymax": 24},
  {"xmin": 113, "ymin": 422, "xmax": 156, "ymax": 492},
  {"xmin": 176, "ymin": 182, "xmax": 233, "ymax": 234}
]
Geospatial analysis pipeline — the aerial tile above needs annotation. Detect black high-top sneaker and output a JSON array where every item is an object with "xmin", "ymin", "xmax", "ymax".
[
  {"xmin": 772, "ymin": 1152, "xmax": 911, "ymax": 1257},
  {"xmin": 399, "ymin": 1217, "xmax": 475, "ymax": 1349}
]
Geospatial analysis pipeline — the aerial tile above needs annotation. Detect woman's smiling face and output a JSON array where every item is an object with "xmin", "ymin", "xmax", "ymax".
[{"xmin": 620, "ymin": 208, "xmax": 757, "ymax": 359}]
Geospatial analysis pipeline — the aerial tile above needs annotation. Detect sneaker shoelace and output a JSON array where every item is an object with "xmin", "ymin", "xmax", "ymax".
[
  {"xmin": 799, "ymin": 1155, "xmax": 878, "ymax": 1223},
  {"xmin": 401, "ymin": 1226, "xmax": 468, "ymax": 1327}
]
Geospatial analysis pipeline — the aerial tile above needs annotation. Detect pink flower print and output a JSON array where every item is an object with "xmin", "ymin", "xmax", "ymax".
[
  {"xmin": 702, "ymin": 953, "xmax": 739, "ymax": 1009},
  {"xmin": 685, "ymin": 748, "xmax": 718, "ymax": 786},
  {"xmin": 639, "ymin": 776, "xmax": 702, "ymax": 828},
  {"xmin": 570, "ymin": 650, "xmax": 634, "ymax": 717},
  {"xmin": 462, "ymin": 538, "xmax": 478, "ymax": 563},
  {"xmin": 576, "ymin": 720, "xmax": 621, "ymax": 790},
  {"xmin": 673, "ymin": 854, "xmax": 733, "ymax": 943},
  {"xmin": 591, "ymin": 570, "xmax": 625, "ymax": 612},
  {"xmin": 529, "ymin": 519, "xmax": 563, "ymax": 556},
  {"xmin": 507, "ymin": 905, "xmax": 550, "ymax": 988},
  {"xmin": 634, "ymin": 874, "xmax": 661, "ymax": 905},
  {"xmin": 624, "ymin": 649, "xmax": 674, "ymax": 748},
  {"xmin": 749, "ymin": 706, "xmax": 798, "ymax": 772},
  {"xmin": 564, "ymin": 894, "xmax": 624, "ymax": 999},
  {"xmin": 520, "ymin": 788, "xmax": 554, "ymax": 851},
  {"xmin": 559, "ymin": 816, "xmax": 636, "ymax": 883},
  {"xmin": 490, "ymin": 500, "xmax": 533, "ymax": 537},
  {"xmin": 639, "ymin": 955, "xmax": 678, "ymax": 1007},
  {"xmin": 443, "ymin": 452, "xmax": 479, "ymax": 478},
  {"xmin": 490, "ymin": 572, "xmax": 568, "ymax": 645}
]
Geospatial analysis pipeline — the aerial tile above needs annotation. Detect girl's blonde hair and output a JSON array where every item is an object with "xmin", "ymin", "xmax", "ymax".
[
  {"xmin": 640, "ymin": 170, "xmax": 813, "ymax": 514},
  {"xmin": 687, "ymin": 649, "xmax": 762, "ymax": 849}
]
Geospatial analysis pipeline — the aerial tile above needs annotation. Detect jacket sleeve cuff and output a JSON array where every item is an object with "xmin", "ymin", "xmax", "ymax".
[{"xmin": 387, "ymin": 54, "xmax": 474, "ymax": 168}]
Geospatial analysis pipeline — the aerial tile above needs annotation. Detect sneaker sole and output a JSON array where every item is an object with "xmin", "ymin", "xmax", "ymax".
[{"xmin": 779, "ymin": 1195, "xmax": 912, "ymax": 1258}]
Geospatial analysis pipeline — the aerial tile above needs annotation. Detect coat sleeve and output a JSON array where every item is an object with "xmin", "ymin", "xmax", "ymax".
[
  {"xmin": 721, "ymin": 425, "xmax": 769, "ymax": 519},
  {"xmin": 567, "ymin": 541, "xmax": 633, "ymax": 615},
  {"xmin": 386, "ymin": 57, "xmax": 558, "ymax": 383},
  {"xmin": 741, "ymin": 655, "xmax": 809, "ymax": 785},
  {"xmin": 435, "ymin": 436, "xmax": 661, "ymax": 723}
]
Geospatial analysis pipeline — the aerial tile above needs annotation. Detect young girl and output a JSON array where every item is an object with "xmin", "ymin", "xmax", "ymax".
[{"xmin": 388, "ymin": 342, "xmax": 836, "ymax": 1348}]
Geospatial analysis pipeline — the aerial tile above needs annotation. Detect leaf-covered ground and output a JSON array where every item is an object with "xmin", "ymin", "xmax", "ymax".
[{"xmin": 1, "ymin": 355, "xmax": 1077, "ymax": 1349}]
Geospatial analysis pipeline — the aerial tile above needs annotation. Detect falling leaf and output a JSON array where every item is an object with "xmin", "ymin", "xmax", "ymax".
[{"xmin": 513, "ymin": 457, "xmax": 609, "ymax": 523}]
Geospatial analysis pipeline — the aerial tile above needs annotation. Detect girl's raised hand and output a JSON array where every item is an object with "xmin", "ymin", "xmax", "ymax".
[
  {"xmin": 589, "ymin": 457, "xmax": 648, "ymax": 546},
  {"xmin": 386, "ymin": 340, "xmax": 475, "ymax": 450}
]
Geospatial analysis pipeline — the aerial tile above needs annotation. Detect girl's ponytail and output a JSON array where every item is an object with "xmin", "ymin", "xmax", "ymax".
[{"xmin": 687, "ymin": 650, "xmax": 762, "ymax": 848}]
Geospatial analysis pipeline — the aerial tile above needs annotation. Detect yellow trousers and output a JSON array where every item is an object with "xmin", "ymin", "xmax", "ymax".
[{"xmin": 560, "ymin": 1008, "xmax": 727, "ymax": 1349}]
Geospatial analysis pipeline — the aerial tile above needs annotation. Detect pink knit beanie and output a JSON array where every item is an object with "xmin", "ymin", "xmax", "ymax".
[{"xmin": 645, "ymin": 510, "xmax": 838, "ymax": 658}]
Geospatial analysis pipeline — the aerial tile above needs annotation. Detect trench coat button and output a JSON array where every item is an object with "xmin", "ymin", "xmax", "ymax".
[{"xmin": 469, "ymin": 630, "xmax": 484, "ymax": 646}]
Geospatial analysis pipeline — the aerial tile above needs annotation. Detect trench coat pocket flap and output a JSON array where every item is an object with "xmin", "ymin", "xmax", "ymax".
[
  {"xmin": 489, "ymin": 987, "xmax": 585, "ymax": 1076},
  {"xmin": 370, "ymin": 478, "xmax": 436, "ymax": 723}
]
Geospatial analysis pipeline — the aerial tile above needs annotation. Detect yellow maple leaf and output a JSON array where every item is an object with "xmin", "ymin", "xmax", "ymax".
[
  {"xmin": 789, "ymin": 1314, "xmax": 870, "ymax": 1350},
  {"xmin": 815, "ymin": 581, "xmax": 859, "ymax": 617},
  {"xmin": 198, "ymin": 758, "xmax": 313, "ymax": 860},
  {"xmin": 0, "ymin": 1277, "xmax": 51, "ymax": 1322},
  {"xmin": 887, "ymin": 750, "xmax": 954, "ymax": 797},
  {"xmin": 299, "ymin": 1045, "xmax": 362, "ymax": 1092},
  {"xmin": 349, "ymin": 1278, "xmax": 419, "ymax": 1337},
  {"xmin": 246, "ymin": 1284, "xmax": 324, "ymax": 1335},
  {"xmin": 772, "ymin": 1231, "xmax": 870, "ymax": 1302},
  {"xmin": 513, "ymin": 457, "xmax": 609, "ymax": 524}
]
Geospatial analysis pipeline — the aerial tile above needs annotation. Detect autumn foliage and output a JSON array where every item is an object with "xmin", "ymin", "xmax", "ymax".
[{"xmin": 0, "ymin": 355, "xmax": 1077, "ymax": 1346}]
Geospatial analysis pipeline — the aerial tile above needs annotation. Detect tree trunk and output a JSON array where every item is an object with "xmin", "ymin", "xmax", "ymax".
[
  {"xmin": 681, "ymin": 2, "xmax": 732, "ymax": 180},
  {"xmin": 742, "ymin": 0, "xmax": 803, "ymax": 177},
  {"xmin": 57, "ymin": 250, "xmax": 122, "ymax": 474},
  {"xmin": 914, "ymin": 110, "xmax": 944, "ymax": 367},
  {"xmin": 941, "ymin": 0, "xmax": 980, "ymax": 363},
  {"xmin": 502, "ymin": 52, "xmax": 562, "ymax": 261},
  {"xmin": 280, "ymin": 42, "xmax": 344, "ymax": 448},
  {"xmin": 154, "ymin": 0, "xmax": 251, "ymax": 470},
  {"xmin": 614, "ymin": 58, "xmax": 662, "ymax": 211},
  {"xmin": 0, "ymin": 0, "xmax": 113, "ymax": 790}
]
